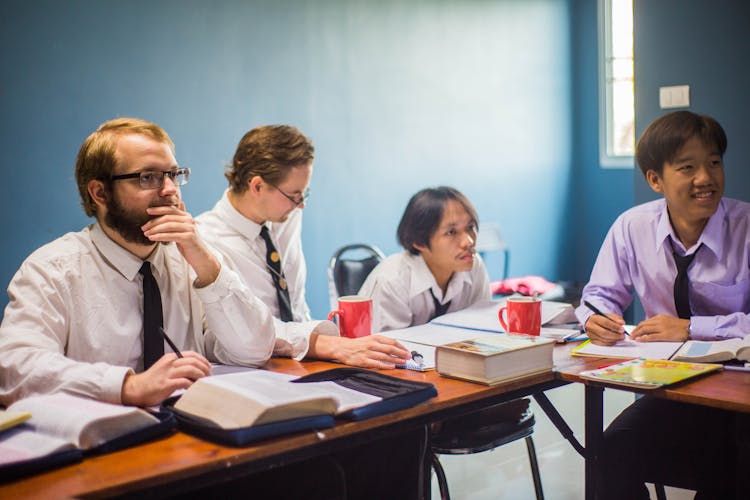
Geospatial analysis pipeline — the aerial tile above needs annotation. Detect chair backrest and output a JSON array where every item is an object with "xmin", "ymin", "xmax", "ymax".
[
  {"xmin": 475, "ymin": 222, "xmax": 510, "ymax": 281},
  {"xmin": 327, "ymin": 244, "xmax": 385, "ymax": 309}
]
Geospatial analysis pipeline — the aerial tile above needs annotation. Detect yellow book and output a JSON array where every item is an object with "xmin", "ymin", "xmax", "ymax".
[
  {"xmin": 0, "ymin": 410, "xmax": 31, "ymax": 433},
  {"xmin": 579, "ymin": 358, "xmax": 722, "ymax": 389}
]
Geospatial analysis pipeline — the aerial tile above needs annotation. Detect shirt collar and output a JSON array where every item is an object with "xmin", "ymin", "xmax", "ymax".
[
  {"xmin": 90, "ymin": 221, "xmax": 166, "ymax": 282},
  {"xmin": 216, "ymin": 190, "xmax": 267, "ymax": 239},
  {"xmin": 655, "ymin": 198, "xmax": 726, "ymax": 257},
  {"xmin": 407, "ymin": 252, "xmax": 472, "ymax": 303}
]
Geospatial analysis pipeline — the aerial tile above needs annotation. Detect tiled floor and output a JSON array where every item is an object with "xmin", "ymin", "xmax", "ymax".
[{"xmin": 429, "ymin": 383, "xmax": 696, "ymax": 499}]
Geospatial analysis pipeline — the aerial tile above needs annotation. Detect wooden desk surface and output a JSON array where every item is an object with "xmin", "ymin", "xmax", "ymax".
[
  {"xmin": 555, "ymin": 343, "xmax": 750, "ymax": 414},
  {"xmin": 0, "ymin": 356, "xmax": 566, "ymax": 499}
]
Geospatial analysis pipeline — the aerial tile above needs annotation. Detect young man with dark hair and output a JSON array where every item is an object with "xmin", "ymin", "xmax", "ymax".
[
  {"xmin": 0, "ymin": 118, "xmax": 275, "ymax": 407},
  {"xmin": 198, "ymin": 125, "xmax": 410, "ymax": 368},
  {"xmin": 576, "ymin": 111, "xmax": 749, "ymax": 498},
  {"xmin": 360, "ymin": 186, "xmax": 491, "ymax": 330}
]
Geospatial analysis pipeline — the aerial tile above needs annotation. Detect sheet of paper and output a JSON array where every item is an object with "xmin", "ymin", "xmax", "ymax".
[
  {"xmin": 380, "ymin": 322, "xmax": 486, "ymax": 346},
  {"xmin": 429, "ymin": 299, "xmax": 576, "ymax": 333},
  {"xmin": 574, "ymin": 339, "xmax": 684, "ymax": 360}
]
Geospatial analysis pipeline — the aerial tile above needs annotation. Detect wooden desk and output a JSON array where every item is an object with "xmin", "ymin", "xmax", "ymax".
[
  {"xmin": 555, "ymin": 346, "xmax": 750, "ymax": 500},
  {"xmin": 0, "ymin": 357, "xmax": 569, "ymax": 499}
]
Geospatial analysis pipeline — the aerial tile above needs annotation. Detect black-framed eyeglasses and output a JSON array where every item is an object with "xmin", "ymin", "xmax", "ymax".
[
  {"xmin": 110, "ymin": 168, "xmax": 190, "ymax": 190},
  {"xmin": 269, "ymin": 183, "xmax": 310, "ymax": 207}
]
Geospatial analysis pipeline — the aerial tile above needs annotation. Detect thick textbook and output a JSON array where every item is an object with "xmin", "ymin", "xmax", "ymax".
[
  {"xmin": 167, "ymin": 368, "xmax": 437, "ymax": 446},
  {"xmin": 672, "ymin": 336, "xmax": 750, "ymax": 363},
  {"xmin": 0, "ymin": 393, "xmax": 174, "ymax": 481},
  {"xmin": 579, "ymin": 358, "xmax": 722, "ymax": 389},
  {"xmin": 435, "ymin": 334, "xmax": 555, "ymax": 385}
]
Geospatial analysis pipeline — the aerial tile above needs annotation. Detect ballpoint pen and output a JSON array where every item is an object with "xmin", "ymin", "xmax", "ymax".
[
  {"xmin": 160, "ymin": 327, "xmax": 184, "ymax": 358},
  {"xmin": 583, "ymin": 300, "xmax": 630, "ymax": 336}
]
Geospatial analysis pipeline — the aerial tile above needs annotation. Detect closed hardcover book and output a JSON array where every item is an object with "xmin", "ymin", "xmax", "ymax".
[
  {"xmin": 435, "ymin": 334, "xmax": 555, "ymax": 385},
  {"xmin": 579, "ymin": 358, "xmax": 722, "ymax": 389}
]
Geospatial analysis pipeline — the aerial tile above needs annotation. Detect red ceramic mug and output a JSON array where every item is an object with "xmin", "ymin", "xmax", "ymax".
[
  {"xmin": 498, "ymin": 297, "xmax": 541, "ymax": 335},
  {"xmin": 327, "ymin": 295, "xmax": 372, "ymax": 338}
]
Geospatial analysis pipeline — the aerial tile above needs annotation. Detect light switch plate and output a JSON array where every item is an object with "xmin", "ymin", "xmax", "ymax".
[{"xmin": 659, "ymin": 85, "xmax": 690, "ymax": 109}]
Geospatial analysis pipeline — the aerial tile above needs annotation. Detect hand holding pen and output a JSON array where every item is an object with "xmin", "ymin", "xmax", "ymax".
[{"xmin": 583, "ymin": 300, "xmax": 629, "ymax": 346}]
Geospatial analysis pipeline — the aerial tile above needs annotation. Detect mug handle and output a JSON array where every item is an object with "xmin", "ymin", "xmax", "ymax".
[
  {"xmin": 498, "ymin": 306, "xmax": 509, "ymax": 332},
  {"xmin": 327, "ymin": 310, "xmax": 342, "ymax": 325}
]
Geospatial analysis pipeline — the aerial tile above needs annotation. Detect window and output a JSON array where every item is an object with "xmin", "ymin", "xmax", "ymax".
[{"xmin": 599, "ymin": 0, "xmax": 634, "ymax": 168}]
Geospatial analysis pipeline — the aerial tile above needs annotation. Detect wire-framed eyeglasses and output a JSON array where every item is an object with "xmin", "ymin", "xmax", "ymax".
[
  {"xmin": 110, "ymin": 168, "xmax": 190, "ymax": 190},
  {"xmin": 269, "ymin": 183, "xmax": 310, "ymax": 207}
]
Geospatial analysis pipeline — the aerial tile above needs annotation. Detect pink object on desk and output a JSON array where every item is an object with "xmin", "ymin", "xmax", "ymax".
[{"xmin": 491, "ymin": 275, "xmax": 558, "ymax": 296}]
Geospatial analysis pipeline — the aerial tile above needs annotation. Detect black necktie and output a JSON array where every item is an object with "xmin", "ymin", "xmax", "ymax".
[
  {"xmin": 259, "ymin": 225, "xmax": 293, "ymax": 322},
  {"xmin": 139, "ymin": 262, "xmax": 164, "ymax": 369},
  {"xmin": 672, "ymin": 248, "xmax": 698, "ymax": 319},
  {"xmin": 429, "ymin": 289, "xmax": 452, "ymax": 321}
]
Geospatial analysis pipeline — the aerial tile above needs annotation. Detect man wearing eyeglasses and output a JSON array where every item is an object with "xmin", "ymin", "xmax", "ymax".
[
  {"xmin": 197, "ymin": 125, "xmax": 411, "ymax": 368},
  {"xmin": 0, "ymin": 118, "xmax": 275, "ymax": 407}
]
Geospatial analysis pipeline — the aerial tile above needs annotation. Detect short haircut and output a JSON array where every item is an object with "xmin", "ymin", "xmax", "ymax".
[
  {"xmin": 636, "ymin": 111, "xmax": 727, "ymax": 177},
  {"xmin": 226, "ymin": 125, "xmax": 314, "ymax": 193},
  {"xmin": 397, "ymin": 186, "xmax": 479, "ymax": 255},
  {"xmin": 75, "ymin": 117, "xmax": 175, "ymax": 217}
]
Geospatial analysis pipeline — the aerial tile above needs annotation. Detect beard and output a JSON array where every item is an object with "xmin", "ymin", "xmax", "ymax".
[{"xmin": 104, "ymin": 192, "xmax": 177, "ymax": 246}]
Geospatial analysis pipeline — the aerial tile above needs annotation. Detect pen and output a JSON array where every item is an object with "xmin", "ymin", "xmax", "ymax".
[
  {"xmin": 723, "ymin": 364, "xmax": 750, "ymax": 373},
  {"xmin": 583, "ymin": 300, "xmax": 630, "ymax": 336},
  {"xmin": 160, "ymin": 327, "xmax": 183, "ymax": 358}
]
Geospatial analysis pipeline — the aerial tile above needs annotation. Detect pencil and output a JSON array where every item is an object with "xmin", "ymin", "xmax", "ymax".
[{"xmin": 160, "ymin": 327, "xmax": 184, "ymax": 358}]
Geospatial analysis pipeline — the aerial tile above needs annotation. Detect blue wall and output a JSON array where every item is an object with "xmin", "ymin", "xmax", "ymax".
[{"xmin": 0, "ymin": 0, "xmax": 624, "ymax": 320}]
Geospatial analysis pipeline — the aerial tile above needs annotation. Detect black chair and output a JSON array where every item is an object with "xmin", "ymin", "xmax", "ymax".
[
  {"xmin": 430, "ymin": 398, "xmax": 544, "ymax": 500},
  {"xmin": 328, "ymin": 244, "xmax": 385, "ymax": 308}
]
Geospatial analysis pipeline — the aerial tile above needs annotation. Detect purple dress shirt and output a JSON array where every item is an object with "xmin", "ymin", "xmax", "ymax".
[{"xmin": 575, "ymin": 198, "xmax": 750, "ymax": 340}]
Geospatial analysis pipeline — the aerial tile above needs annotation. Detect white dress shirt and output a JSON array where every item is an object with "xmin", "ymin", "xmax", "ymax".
[
  {"xmin": 358, "ymin": 251, "xmax": 491, "ymax": 332},
  {"xmin": 197, "ymin": 191, "xmax": 337, "ymax": 360},
  {"xmin": 0, "ymin": 222, "xmax": 276, "ymax": 406}
]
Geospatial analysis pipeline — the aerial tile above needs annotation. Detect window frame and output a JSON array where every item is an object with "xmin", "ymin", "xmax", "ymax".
[{"xmin": 598, "ymin": 0, "xmax": 634, "ymax": 169}]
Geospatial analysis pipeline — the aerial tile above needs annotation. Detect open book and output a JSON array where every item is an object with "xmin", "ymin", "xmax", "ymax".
[
  {"xmin": 672, "ymin": 336, "xmax": 750, "ymax": 363},
  {"xmin": 173, "ymin": 370, "xmax": 381, "ymax": 429},
  {"xmin": 168, "ymin": 368, "xmax": 437, "ymax": 445},
  {"xmin": 1, "ymin": 393, "xmax": 173, "ymax": 480}
]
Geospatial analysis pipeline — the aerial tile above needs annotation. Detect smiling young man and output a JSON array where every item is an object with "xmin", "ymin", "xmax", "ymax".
[
  {"xmin": 0, "ymin": 118, "xmax": 275, "ymax": 408},
  {"xmin": 358, "ymin": 186, "xmax": 491, "ymax": 331},
  {"xmin": 197, "ymin": 125, "xmax": 410, "ymax": 369},
  {"xmin": 576, "ymin": 111, "xmax": 749, "ymax": 498}
]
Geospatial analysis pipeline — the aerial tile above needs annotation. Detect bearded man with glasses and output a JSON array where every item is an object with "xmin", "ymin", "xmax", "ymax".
[{"xmin": 0, "ymin": 117, "xmax": 275, "ymax": 407}]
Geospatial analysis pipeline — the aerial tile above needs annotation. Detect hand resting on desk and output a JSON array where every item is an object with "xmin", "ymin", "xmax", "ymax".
[
  {"xmin": 121, "ymin": 351, "xmax": 211, "ymax": 407},
  {"xmin": 308, "ymin": 334, "xmax": 411, "ymax": 370}
]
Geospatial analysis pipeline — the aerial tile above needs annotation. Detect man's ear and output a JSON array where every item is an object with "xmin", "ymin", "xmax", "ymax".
[
  {"xmin": 248, "ymin": 175, "xmax": 264, "ymax": 195},
  {"xmin": 88, "ymin": 179, "xmax": 108, "ymax": 208},
  {"xmin": 645, "ymin": 169, "xmax": 664, "ymax": 193}
]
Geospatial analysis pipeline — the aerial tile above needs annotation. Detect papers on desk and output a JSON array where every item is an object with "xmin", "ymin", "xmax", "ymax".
[
  {"xmin": 430, "ymin": 299, "xmax": 577, "ymax": 333},
  {"xmin": 571, "ymin": 339, "xmax": 685, "ymax": 360}
]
